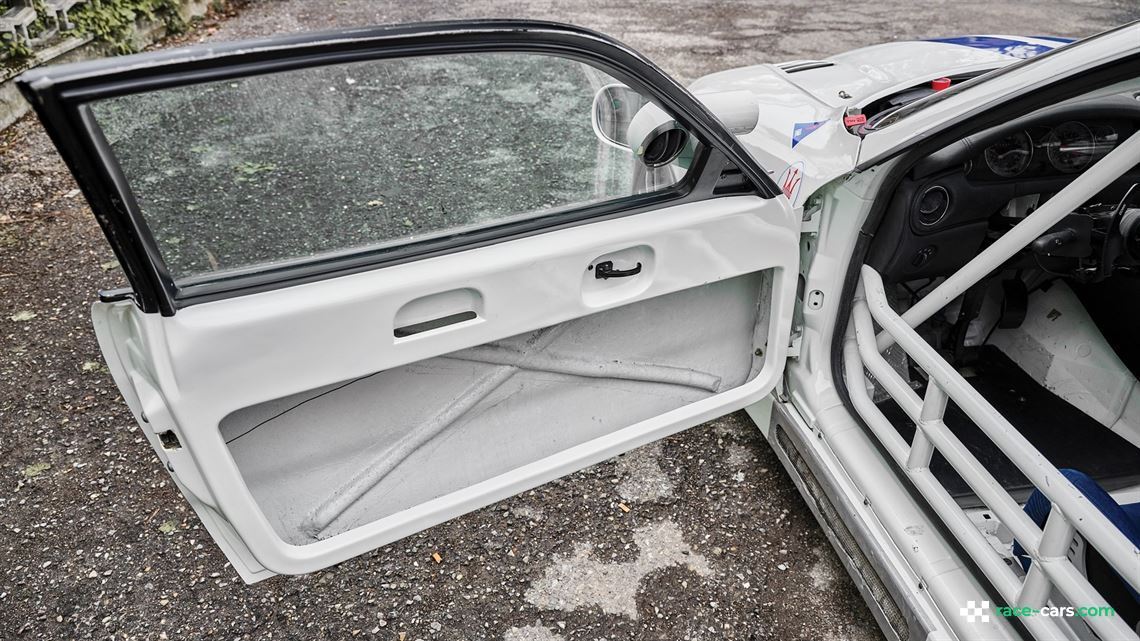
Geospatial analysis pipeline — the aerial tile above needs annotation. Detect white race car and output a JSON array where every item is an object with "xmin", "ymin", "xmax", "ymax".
[{"xmin": 18, "ymin": 20, "xmax": 1140, "ymax": 641}]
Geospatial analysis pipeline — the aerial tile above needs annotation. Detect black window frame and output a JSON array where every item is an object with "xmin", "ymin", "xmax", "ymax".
[{"xmin": 17, "ymin": 20, "xmax": 780, "ymax": 315}]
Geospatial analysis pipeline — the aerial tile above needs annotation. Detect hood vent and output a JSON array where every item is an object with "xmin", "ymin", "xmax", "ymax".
[{"xmin": 778, "ymin": 60, "xmax": 835, "ymax": 73}]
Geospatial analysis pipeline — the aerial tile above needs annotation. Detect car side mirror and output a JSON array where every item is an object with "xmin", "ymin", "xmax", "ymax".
[
  {"xmin": 591, "ymin": 84, "xmax": 647, "ymax": 150},
  {"xmin": 592, "ymin": 84, "xmax": 692, "ymax": 168}
]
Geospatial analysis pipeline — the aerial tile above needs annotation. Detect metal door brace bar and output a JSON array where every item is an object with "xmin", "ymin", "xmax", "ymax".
[
  {"xmin": 445, "ymin": 344, "xmax": 724, "ymax": 393},
  {"xmin": 302, "ymin": 324, "xmax": 731, "ymax": 536}
]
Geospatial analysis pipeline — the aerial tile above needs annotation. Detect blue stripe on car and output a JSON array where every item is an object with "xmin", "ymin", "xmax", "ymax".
[{"xmin": 926, "ymin": 36, "xmax": 1061, "ymax": 59}]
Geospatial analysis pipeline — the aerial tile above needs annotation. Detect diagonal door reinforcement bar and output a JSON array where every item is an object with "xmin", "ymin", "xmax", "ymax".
[{"xmin": 299, "ymin": 326, "xmax": 727, "ymax": 537}]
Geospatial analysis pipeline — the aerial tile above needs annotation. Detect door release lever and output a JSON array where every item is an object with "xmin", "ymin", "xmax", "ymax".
[{"xmin": 593, "ymin": 260, "xmax": 643, "ymax": 280}]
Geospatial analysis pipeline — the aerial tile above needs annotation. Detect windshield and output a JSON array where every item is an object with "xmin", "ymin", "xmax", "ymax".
[{"xmin": 868, "ymin": 34, "xmax": 1090, "ymax": 131}]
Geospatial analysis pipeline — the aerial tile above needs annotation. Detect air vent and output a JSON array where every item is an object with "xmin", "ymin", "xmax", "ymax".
[
  {"xmin": 713, "ymin": 166, "xmax": 752, "ymax": 195},
  {"xmin": 778, "ymin": 60, "xmax": 835, "ymax": 74}
]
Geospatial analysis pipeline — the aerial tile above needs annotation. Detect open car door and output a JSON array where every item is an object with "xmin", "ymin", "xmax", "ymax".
[{"xmin": 17, "ymin": 20, "xmax": 799, "ymax": 582}]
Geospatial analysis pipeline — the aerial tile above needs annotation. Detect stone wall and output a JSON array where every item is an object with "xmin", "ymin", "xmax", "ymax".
[{"xmin": 0, "ymin": 0, "xmax": 214, "ymax": 132}]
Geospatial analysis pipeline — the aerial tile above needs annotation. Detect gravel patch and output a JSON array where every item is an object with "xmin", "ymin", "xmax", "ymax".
[
  {"xmin": 615, "ymin": 443, "xmax": 675, "ymax": 504},
  {"xmin": 524, "ymin": 519, "xmax": 712, "ymax": 619}
]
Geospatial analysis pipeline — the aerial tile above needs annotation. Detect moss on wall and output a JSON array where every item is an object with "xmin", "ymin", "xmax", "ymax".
[{"xmin": 1, "ymin": 0, "xmax": 201, "ymax": 61}]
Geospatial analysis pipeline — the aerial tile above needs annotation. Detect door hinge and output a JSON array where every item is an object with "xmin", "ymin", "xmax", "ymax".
[
  {"xmin": 801, "ymin": 200, "xmax": 822, "ymax": 235},
  {"xmin": 98, "ymin": 287, "xmax": 136, "ymax": 304},
  {"xmin": 787, "ymin": 331, "xmax": 803, "ymax": 359}
]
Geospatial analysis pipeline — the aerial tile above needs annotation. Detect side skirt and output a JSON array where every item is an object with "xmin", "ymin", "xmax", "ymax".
[{"xmin": 751, "ymin": 397, "xmax": 934, "ymax": 641}]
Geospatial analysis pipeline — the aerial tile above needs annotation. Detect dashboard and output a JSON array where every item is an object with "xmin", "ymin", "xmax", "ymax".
[{"xmin": 868, "ymin": 95, "xmax": 1140, "ymax": 283}]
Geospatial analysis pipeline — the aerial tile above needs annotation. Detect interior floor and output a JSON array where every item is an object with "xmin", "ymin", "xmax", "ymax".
[{"xmin": 878, "ymin": 345, "xmax": 1140, "ymax": 505}]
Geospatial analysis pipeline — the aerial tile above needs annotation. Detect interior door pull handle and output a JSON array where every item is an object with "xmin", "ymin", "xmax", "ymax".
[{"xmin": 594, "ymin": 261, "xmax": 642, "ymax": 279}]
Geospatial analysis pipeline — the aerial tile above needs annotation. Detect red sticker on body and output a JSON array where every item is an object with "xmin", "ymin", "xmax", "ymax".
[
  {"xmin": 777, "ymin": 161, "xmax": 805, "ymax": 205},
  {"xmin": 843, "ymin": 114, "xmax": 867, "ymax": 127}
]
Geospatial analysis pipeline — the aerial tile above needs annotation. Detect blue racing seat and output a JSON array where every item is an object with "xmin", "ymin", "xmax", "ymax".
[{"xmin": 1013, "ymin": 469, "xmax": 1139, "ymax": 628}]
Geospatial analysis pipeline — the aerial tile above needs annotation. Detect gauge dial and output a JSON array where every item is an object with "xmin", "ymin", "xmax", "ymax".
[
  {"xmin": 1091, "ymin": 123, "xmax": 1118, "ymax": 158},
  {"xmin": 1047, "ymin": 121, "xmax": 1095, "ymax": 173},
  {"xmin": 984, "ymin": 130, "xmax": 1033, "ymax": 178}
]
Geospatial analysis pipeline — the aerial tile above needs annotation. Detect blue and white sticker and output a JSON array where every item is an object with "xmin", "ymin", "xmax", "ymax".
[
  {"xmin": 791, "ymin": 120, "xmax": 827, "ymax": 148},
  {"xmin": 926, "ymin": 35, "xmax": 1071, "ymax": 59}
]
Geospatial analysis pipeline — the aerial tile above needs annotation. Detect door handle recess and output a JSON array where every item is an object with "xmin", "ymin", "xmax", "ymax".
[
  {"xmin": 593, "ymin": 260, "xmax": 642, "ymax": 280},
  {"xmin": 394, "ymin": 310, "xmax": 478, "ymax": 338}
]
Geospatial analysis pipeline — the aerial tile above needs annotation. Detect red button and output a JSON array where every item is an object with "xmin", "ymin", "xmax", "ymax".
[{"xmin": 932, "ymin": 77, "xmax": 952, "ymax": 91}]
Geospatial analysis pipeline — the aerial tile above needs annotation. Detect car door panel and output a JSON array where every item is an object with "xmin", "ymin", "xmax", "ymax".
[
  {"xmin": 94, "ymin": 196, "xmax": 797, "ymax": 578},
  {"xmin": 22, "ymin": 21, "xmax": 799, "ymax": 581},
  {"xmin": 230, "ymin": 272, "xmax": 764, "ymax": 545}
]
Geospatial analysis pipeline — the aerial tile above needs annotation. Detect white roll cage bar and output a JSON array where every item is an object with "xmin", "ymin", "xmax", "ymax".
[{"xmin": 846, "ymin": 129, "xmax": 1140, "ymax": 640}]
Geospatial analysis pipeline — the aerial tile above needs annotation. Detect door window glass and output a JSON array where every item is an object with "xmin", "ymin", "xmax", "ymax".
[{"xmin": 89, "ymin": 53, "xmax": 693, "ymax": 282}]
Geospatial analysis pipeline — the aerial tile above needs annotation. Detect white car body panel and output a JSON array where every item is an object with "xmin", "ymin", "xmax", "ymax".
[{"xmin": 689, "ymin": 36, "xmax": 1071, "ymax": 208}]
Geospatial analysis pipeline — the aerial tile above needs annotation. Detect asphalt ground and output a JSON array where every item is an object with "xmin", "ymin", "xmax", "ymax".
[{"xmin": 2, "ymin": 1, "xmax": 1139, "ymax": 639}]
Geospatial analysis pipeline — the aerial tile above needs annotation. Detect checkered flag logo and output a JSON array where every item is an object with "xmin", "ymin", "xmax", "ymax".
[{"xmin": 960, "ymin": 600, "xmax": 991, "ymax": 623}]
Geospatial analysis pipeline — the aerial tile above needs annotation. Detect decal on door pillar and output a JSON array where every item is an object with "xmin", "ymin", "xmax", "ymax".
[{"xmin": 777, "ymin": 161, "xmax": 805, "ymax": 206}]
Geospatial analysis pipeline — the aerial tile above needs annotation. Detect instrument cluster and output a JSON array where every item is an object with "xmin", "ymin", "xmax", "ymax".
[
  {"xmin": 975, "ymin": 120, "xmax": 1126, "ymax": 180},
  {"xmin": 872, "ymin": 99, "xmax": 1140, "ymax": 285}
]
